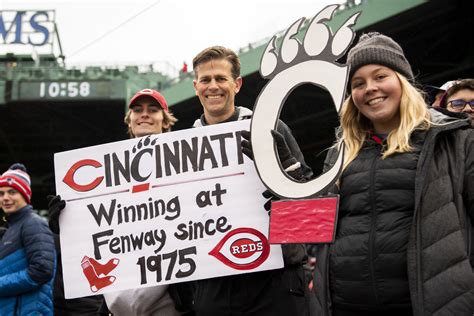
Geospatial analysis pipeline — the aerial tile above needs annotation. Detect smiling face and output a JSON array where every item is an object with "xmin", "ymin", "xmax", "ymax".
[
  {"xmin": 193, "ymin": 59, "xmax": 242, "ymax": 125},
  {"xmin": 128, "ymin": 96, "xmax": 169, "ymax": 138},
  {"xmin": 0, "ymin": 187, "xmax": 27, "ymax": 213},
  {"xmin": 350, "ymin": 64, "xmax": 403, "ymax": 134}
]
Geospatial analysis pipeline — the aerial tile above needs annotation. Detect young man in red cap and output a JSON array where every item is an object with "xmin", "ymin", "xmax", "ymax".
[
  {"xmin": 48, "ymin": 89, "xmax": 181, "ymax": 316},
  {"xmin": 0, "ymin": 163, "xmax": 56, "ymax": 315}
]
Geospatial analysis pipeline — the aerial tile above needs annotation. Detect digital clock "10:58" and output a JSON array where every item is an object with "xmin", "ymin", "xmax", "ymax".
[{"xmin": 39, "ymin": 81, "xmax": 91, "ymax": 98}]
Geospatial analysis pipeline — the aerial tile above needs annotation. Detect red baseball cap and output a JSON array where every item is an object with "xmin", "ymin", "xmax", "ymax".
[{"xmin": 128, "ymin": 89, "xmax": 169, "ymax": 112}]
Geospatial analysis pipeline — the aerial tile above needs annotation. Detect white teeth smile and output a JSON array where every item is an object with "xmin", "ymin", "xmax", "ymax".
[
  {"xmin": 367, "ymin": 97, "xmax": 385, "ymax": 105},
  {"xmin": 207, "ymin": 95, "xmax": 222, "ymax": 99}
]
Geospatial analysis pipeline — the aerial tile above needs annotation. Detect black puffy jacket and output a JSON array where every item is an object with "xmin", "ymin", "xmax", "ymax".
[
  {"xmin": 329, "ymin": 130, "xmax": 424, "ymax": 311},
  {"xmin": 313, "ymin": 109, "xmax": 474, "ymax": 315}
]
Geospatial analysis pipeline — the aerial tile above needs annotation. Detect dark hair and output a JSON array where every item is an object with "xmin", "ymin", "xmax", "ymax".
[
  {"xmin": 192, "ymin": 46, "xmax": 240, "ymax": 79},
  {"xmin": 441, "ymin": 78, "xmax": 474, "ymax": 108}
]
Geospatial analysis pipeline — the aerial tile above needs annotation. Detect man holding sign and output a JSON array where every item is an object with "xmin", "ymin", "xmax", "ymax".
[
  {"xmin": 48, "ymin": 89, "xmax": 181, "ymax": 315},
  {"xmin": 188, "ymin": 45, "xmax": 313, "ymax": 316}
]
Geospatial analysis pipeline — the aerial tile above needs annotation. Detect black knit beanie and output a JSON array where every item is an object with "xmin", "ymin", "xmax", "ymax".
[{"xmin": 347, "ymin": 32, "xmax": 414, "ymax": 82}]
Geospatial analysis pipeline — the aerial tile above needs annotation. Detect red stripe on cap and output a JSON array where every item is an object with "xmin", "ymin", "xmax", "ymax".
[{"xmin": 0, "ymin": 175, "xmax": 32, "ymax": 204}]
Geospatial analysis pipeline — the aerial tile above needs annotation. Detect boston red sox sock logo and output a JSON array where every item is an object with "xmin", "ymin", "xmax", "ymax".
[
  {"xmin": 81, "ymin": 256, "xmax": 119, "ymax": 292},
  {"xmin": 88, "ymin": 257, "xmax": 120, "ymax": 277}
]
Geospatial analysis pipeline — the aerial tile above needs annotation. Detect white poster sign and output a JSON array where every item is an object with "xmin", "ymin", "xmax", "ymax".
[{"xmin": 54, "ymin": 120, "xmax": 283, "ymax": 299}]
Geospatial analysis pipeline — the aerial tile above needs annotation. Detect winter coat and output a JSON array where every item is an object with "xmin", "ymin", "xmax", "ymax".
[
  {"xmin": 313, "ymin": 109, "xmax": 474, "ymax": 315},
  {"xmin": 191, "ymin": 106, "xmax": 313, "ymax": 316},
  {"xmin": 103, "ymin": 286, "xmax": 180, "ymax": 316},
  {"xmin": 0, "ymin": 205, "xmax": 56, "ymax": 316},
  {"xmin": 52, "ymin": 234, "xmax": 105, "ymax": 316}
]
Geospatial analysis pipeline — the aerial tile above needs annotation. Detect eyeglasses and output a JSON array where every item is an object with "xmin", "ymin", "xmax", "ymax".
[{"xmin": 447, "ymin": 99, "xmax": 474, "ymax": 111}]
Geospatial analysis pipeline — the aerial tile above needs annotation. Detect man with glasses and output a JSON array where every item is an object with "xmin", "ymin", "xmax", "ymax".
[{"xmin": 442, "ymin": 79, "xmax": 474, "ymax": 120}]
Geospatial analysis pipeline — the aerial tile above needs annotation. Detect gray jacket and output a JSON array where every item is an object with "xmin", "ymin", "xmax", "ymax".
[{"xmin": 103, "ymin": 286, "xmax": 179, "ymax": 316}]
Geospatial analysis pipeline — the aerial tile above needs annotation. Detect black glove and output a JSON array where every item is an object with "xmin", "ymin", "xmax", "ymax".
[
  {"xmin": 262, "ymin": 189, "xmax": 279, "ymax": 213},
  {"xmin": 47, "ymin": 195, "xmax": 66, "ymax": 234},
  {"xmin": 271, "ymin": 130, "xmax": 307, "ymax": 180},
  {"xmin": 282, "ymin": 244, "xmax": 307, "ymax": 266},
  {"xmin": 270, "ymin": 129, "xmax": 297, "ymax": 169},
  {"xmin": 241, "ymin": 130, "xmax": 253, "ymax": 160}
]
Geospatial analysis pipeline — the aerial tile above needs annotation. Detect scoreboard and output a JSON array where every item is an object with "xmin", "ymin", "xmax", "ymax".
[{"xmin": 11, "ymin": 80, "xmax": 127, "ymax": 101}]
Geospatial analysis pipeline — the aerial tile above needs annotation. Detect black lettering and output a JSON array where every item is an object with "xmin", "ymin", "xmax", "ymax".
[
  {"xmin": 216, "ymin": 216, "xmax": 232, "ymax": 232},
  {"xmin": 163, "ymin": 141, "xmax": 181, "ymax": 176},
  {"xmin": 130, "ymin": 232, "xmax": 144, "ymax": 251},
  {"xmin": 155, "ymin": 144, "xmax": 163, "ymax": 178},
  {"xmin": 210, "ymin": 133, "xmax": 233, "ymax": 167},
  {"xmin": 124, "ymin": 204, "xmax": 136, "ymax": 222},
  {"xmin": 136, "ymin": 203, "xmax": 147, "ymax": 221},
  {"xmin": 104, "ymin": 154, "xmax": 112, "ymax": 187},
  {"xmin": 147, "ymin": 198, "xmax": 154, "ymax": 219},
  {"xmin": 174, "ymin": 223, "xmax": 188, "ymax": 240},
  {"xmin": 92, "ymin": 229, "xmax": 114, "ymax": 259},
  {"xmin": 112, "ymin": 151, "xmax": 131, "ymax": 185},
  {"xmin": 165, "ymin": 196, "xmax": 181, "ymax": 220},
  {"xmin": 131, "ymin": 148, "xmax": 153, "ymax": 181},
  {"xmin": 117, "ymin": 203, "xmax": 123, "ymax": 224},
  {"xmin": 173, "ymin": 218, "xmax": 231, "ymax": 241},
  {"xmin": 88, "ymin": 199, "xmax": 116, "ymax": 226},
  {"xmin": 145, "ymin": 230, "xmax": 156, "ymax": 246},
  {"xmin": 205, "ymin": 219, "xmax": 216, "ymax": 236},
  {"xmin": 196, "ymin": 190, "xmax": 212, "ymax": 208},
  {"xmin": 211, "ymin": 183, "xmax": 227, "ymax": 206},
  {"xmin": 154, "ymin": 199, "xmax": 166, "ymax": 217},
  {"xmin": 153, "ymin": 229, "xmax": 166, "ymax": 253},
  {"xmin": 110, "ymin": 237, "xmax": 121, "ymax": 254},
  {"xmin": 193, "ymin": 221, "xmax": 205, "ymax": 239},
  {"xmin": 199, "ymin": 137, "xmax": 218, "ymax": 170},
  {"xmin": 181, "ymin": 137, "xmax": 199, "ymax": 173}
]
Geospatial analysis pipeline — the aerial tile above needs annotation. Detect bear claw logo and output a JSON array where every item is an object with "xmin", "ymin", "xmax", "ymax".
[
  {"xmin": 209, "ymin": 228, "xmax": 270, "ymax": 270},
  {"xmin": 251, "ymin": 5, "xmax": 360, "ymax": 200}
]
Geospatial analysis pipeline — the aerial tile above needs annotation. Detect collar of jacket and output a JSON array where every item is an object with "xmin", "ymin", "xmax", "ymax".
[
  {"xmin": 193, "ymin": 106, "xmax": 253, "ymax": 127},
  {"xmin": 6, "ymin": 205, "xmax": 32, "ymax": 224}
]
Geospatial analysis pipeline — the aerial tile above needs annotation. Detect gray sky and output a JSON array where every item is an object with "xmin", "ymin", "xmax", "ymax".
[{"xmin": 1, "ymin": 0, "xmax": 343, "ymax": 77}]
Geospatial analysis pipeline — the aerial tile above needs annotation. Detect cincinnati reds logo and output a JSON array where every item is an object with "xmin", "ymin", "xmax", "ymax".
[
  {"xmin": 209, "ymin": 227, "xmax": 270, "ymax": 270},
  {"xmin": 63, "ymin": 159, "xmax": 104, "ymax": 192},
  {"xmin": 251, "ymin": 5, "xmax": 360, "ymax": 199}
]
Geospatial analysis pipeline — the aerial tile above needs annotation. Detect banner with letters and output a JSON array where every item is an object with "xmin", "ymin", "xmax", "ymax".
[{"xmin": 54, "ymin": 120, "xmax": 283, "ymax": 299}]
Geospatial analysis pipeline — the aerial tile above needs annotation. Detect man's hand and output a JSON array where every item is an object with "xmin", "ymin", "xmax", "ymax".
[
  {"xmin": 262, "ymin": 189, "xmax": 278, "ymax": 213},
  {"xmin": 47, "ymin": 195, "xmax": 66, "ymax": 234},
  {"xmin": 241, "ymin": 130, "xmax": 253, "ymax": 160},
  {"xmin": 241, "ymin": 129, "xmax": 296, "ymax": 167},
  {"xmin": 270, "ymin": 129, "xmax": 297, "ymax": 169}
]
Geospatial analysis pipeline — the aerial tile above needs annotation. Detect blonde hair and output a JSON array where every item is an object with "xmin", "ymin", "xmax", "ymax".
[
  {"xmin": 124, "ymin": 108, "xmax": 178, "ymax": 138},
  {"xmin": 339, "ymin": 72, "xmax": 431, "ymax": 170}
]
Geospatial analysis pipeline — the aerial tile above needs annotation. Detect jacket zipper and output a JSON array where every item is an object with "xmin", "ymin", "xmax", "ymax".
[
  {"xmin": 325, "ymin": 245, "xmax": 331, "ymax": 316},
  {"xmin": 368, "ymin": 148, "xmax": 380, "ymax": 307}
]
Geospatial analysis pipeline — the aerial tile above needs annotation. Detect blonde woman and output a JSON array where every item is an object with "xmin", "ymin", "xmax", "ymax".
[{"xmin": 312, "ymin": 33, "xmax": 474, "ymax": 316}]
